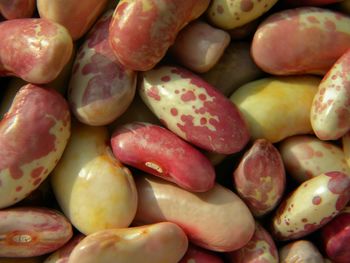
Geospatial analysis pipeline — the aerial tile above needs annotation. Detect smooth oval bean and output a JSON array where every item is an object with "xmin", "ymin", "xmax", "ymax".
[
  {"xmin": 135, "ymin": 175, "xmax": 255, "ymax": 252},
  {"xmin": 68, "ymin": 10, "xmax": 136, "ymax": 126},
  {"xmin": 280, "ymin": 135, "xmax": 350, "ymax": 183},
  {"xmin": 321, "ymin": 206, "xmax": 350, "ymax": 263},
  {"xmin": 200, "ymin": 41, "xmax": 264, "ymax": 97},
  {"xmin": 111, "ymin": 122, "xmax": 215, "ymax": 192},
  {"xmin": 44, "ymin": 234, "xmax": 85, "ymax": 263},
  {"xmin": 0, "ymin": 18, "xmax": 73, "ymax": 84},
  {"xmin": 0, "ymin": 84, "xmax": 70, "ymax": 209},
  {"xmin": 0, "ymin": 207, "xmax": 72, "ymax": 257},
  {"xmin": 170, "ymin": 21, "xmax": 230, "ymax": 73},
  {"xmin": 252, "ymin": 7, "xmax": 350, "ymax": 75},
  {"xmin": 37, "ymin": 0, "xmax": 108, "ymax": 40},
  {"xmin": 207, "ymin": 0, "xmax": 278, "ymax": 30},
  {"xmin": 0, "ymin": 0, "xmax": 35, "ymax": 19},
  {"xmin": 139, "ymin": 65, "xmax": 250, "ymax": 154},
  {"xmin": 109, "ymin": 0, "xmax": 210, "ymax": 71},
  {"xmin": 272, "ymin": 171, "xmax": 350, "ymax": 241},
  {"xmin": 51, "ymin": 122, "xmax": 138, "ymax": 235},
  {"xmin": 228, "ymin": 222, "xmax": 279, "ymax": 263},
  {"xmin": 233, "ymin": 139, "xmax": 286, "ymax": 216},
  {"xmin": 179, "ymin": 244, "xmax": 224, "ymax": 263},
  {"xmin": 230, "ymin": 76, "xmax": 320, "ymax": 142},
  {"xmin": 68, "ymin": 222, "xmax": 188, "ymax": 263},
  {"xmin": 311, "ymin": 49, "xmax": 350, "ymax": 140},
  {"xmin": 279, "ymin": 240, "xmax": 324, "ymax": 263}
]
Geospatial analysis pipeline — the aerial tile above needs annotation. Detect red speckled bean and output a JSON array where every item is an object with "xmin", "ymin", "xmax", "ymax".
[
  {"xmin": 252, "ymin": 7, "xmax": 350, "ymax": 75},
  {"xmin": 109, "ymin": 0, "xmax": 210, "ymax": 71},
  {"xmin": 279, "ymin": 240, "xmax": 324, "ymax": 263},
  {"xmin": 0, "ymin": 84, "xmax": 70, "ymax": 209},
  {"xmin": 179, "ymin": 244, "xmax": 224, "ymax": 263},
  {"xmin": 139, "ymin": 65, "xmax": 250, "ymax": 154},
  {"xmin": 0, "ymin": 207, "xmax": 72, "ymax": 257},
  {"xmin": 272, "ymin": 171, "xmax": 350, "ymax": 241},
  {"xmin": 233, "ymin": 139, "xmax": 286, "ymax": 217},
  {"xmin": 111, "ymin": 122, "xmax": 215, "ymax": 192},
  {"xmin": 37, "ymin": 0, "xmax": 108, "ymax": 40},
  {"xmin": 0, "ymin": 18, "xmax": 73, "ymax": 84},
  {"xmin": 311, "ymin": 49, "xmax": 350, "ymax": 140},
  {"xmin": 0, "ymin": 0, "xmax": 35, "ymax": 19},
  {"xmin": 68, "ymin": 10, "xmax": 136, "ymax": 126},
  {"xmin": 135, "ymin": 175, "xmax": 255, "ymax": 252},
  {"xmin": 321, "ymin": 206, "xmax": 350, "ymax": 263},
  {"xmin": 228, "ymin": 222, "xmax": 279, "ymax": 263}
]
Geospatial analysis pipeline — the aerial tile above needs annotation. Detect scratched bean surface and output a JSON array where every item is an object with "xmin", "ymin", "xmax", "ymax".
[{"xmin": 1, "ymin": 0, "xmax": 350, "ymax": 262}]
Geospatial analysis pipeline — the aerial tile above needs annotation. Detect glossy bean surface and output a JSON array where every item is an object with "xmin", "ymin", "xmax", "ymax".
[{"xmin": 279, "ymin": 240, "xmax": 324, "ymax": 263}]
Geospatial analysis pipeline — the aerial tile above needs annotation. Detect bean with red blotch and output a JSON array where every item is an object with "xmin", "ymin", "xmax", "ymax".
[
  {"xmin": 111, "ymin": 122, "xmax": 215, "ymax": 192},
  {"xmin": 109, "ymin": 0, "xmax": 210, "ymax": 71},
  {"xmin": 233, "ymin": 139, "xmax": 286, "ymax": 217},
  {"xmin": 51, "ymin": 121, "xmax": 138, "ymax": 235},
  {"xmin": 280, "ymin": 135, "xmax": 350, "ymax": 183},
  {"xmin": 0, "ymin": 18, "xmax": 73, "ymax": 84},
  {"xmin": 179, "ymin": 244, "xmax": 224, "ymax": 263},
  {"xmin": 68, "ymin": 10, "xmax": 136, "ymax": 126},
  {"xmin": 44, "ymin": 234, "xmax": 85, "ymax": 263},
  {"xmin": 252, "ymin": 7, "xmax": 350, "ymax": 75},
  {"xmin": 134, "ymin": 175, "xmax": 255, "ymax": 252},
  {"xmin": 200, "ymin": 42, "xmax": 264, "ymax": 97},
  {"xmin": 68, "ymin": 222, "xmax": 188, "ymax": 263},
  {"xmin": 0, "ymin": 0, "xmax": 35, "ymax": 19},
  {"xmin": 37, "ymin": 0, "xmax": 108, "ymax": 40},
  {"xmin": 272, "ymin": 171, "xmax": 350, "ymax": 241},
  {"xmin": 230, "ymin": 76, "xmax": 320, "ymax": 143},
  {"xmin": 139, "ymin": 65, "xmax": 250, "ymax": 154},
  {"xmin": 0, "ymin": 207, "xmax": 72, "ymax": 257},
  {"xmin": 207, "ymin": 0, "xmax": 278, "ymax": 30},
  {"xmin": 0, "ymin": 84, "xmax": 70, "ymax": 209},
  {"xmin": 321, "ymin": 206, "xmax": 350, "ymax": 263},
  {"xmin": 311, "ymin": 49, "xmax": 350, "ymax": 140},
  {"xmin": 279, "ymin": 240, "xmax": 324, "ymax": 263},
  {"xmin": 228, "ymin": 222, "xmax": 279, "ymax": 263},
  {"xmin": 170, "ymin": 21, "xmax": 230, "ymax": 73}
]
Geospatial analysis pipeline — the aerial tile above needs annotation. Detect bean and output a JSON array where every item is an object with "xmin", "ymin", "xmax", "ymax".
[
  {"xmin": 179, "ymin": 244, "xmax": 224, "ymax": 263},
  {"xmin": 0, "ymin": 18, "xmax": 73, "ymax": 84},
  {"xmin": 279, "ymin": 240, "xmax": 324, "ymax": 263},
  {"xmin": 50, "ymin": 121, "xmax": 138, "ymax": 235},
  {"xmin": 0, "ymin": 0, "xmax": 35, "ymax": 19},
  {"xmin": 68, "ymin": 10, "xmax": 136, "ymax": 126},
  {"xmin": 37, "ymin": 0, "xmax": 108, "ymax": 40}
]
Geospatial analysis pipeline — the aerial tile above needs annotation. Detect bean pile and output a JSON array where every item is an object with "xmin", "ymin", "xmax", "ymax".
[{"xmin": 0, "ymin": 0, "xmax": 350, "ymax": 262}]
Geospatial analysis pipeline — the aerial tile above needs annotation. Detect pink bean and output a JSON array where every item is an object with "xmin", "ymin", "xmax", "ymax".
[{"xmin": 111, "ymin": 122, "xmax": 215, "ymax": 192}]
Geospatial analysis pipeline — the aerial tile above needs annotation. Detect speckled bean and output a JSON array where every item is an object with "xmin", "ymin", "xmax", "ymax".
[
  {"xmin": 252, "ymin": 7, "xmax": 350, "ymax": 75},
  {"xmin": 0, "ymin": 207, "xmax": 72, "ymax": 257},
  {"xmin": 170, "ymin": 21, "xmax": 230, "ymax": 73},
  {"xmin": 321, "ymin": 206, "xmax": 350, "ymax": 263},
  {"xmin": 37, "ymin": 0, "xmax": 108, "ymax": 40},
  {"xmin": 0, "ymin": 84, "xmax": 70, "ymax": 209},
  {"xmin": 0, "ymin": 0, "xmax": 35, "ymax": 19},
  {"xmin": 179, "ymin": 244, "xmax": 224, "ymax": 263},
  {"xmin": 111, "ymin": 122, "xmax": 215, "ymax": 192},
  {"xmin": 228, "ymin": 222, "xmax": 279, "ymax": 263},
  {"xmin": 68, "ymin": 10, "xmax": 136, "ymax": 126},
  {"xmin": 311, "ymin": 49, "xmax": 350, "ymax": 140},
  {"xmin": 44, "ymin": 234, "xmax": 85, "ymax": 263},
  {"xmin": 0, "ymin": 18, "xmax": 73, "ymax": 84},
  {"xmin": 233, "ymin": 139, "xmax": 286, "ymax": 217},
  {"xmin": 51, "ymin": 121, "xmax": 138, "ymax": 235},
  {"xmin": 272, "ymin": 171, "xmax": 350, "ymax": 241},
  {"xmin": 139, "ymin": 65, "xmax": 250, "ymax": 154},
  {"xmin": 279, "ymin": 240, "xmax": 324, "ymax": 263},
  {"xmin": 135, "ymin": 175, "xmax": 255, "ymax": 252},
  {"xmin": 280, "ymin": 135, "xmax": 350, "ymax": 183},
  {"xmin": 207, "ymin": 0, "xmax": 278, "ymax": 30},
  {"xmin": 109, "ymin": 0, "xmax": 210, "ymax": 71},
  {"xmin": 230, "ymin": 76, "xmax": 320, "ymax": 142},
  {"xmin": 68, "ymin": 222, "xmax": 188, "ymax": 263}
]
